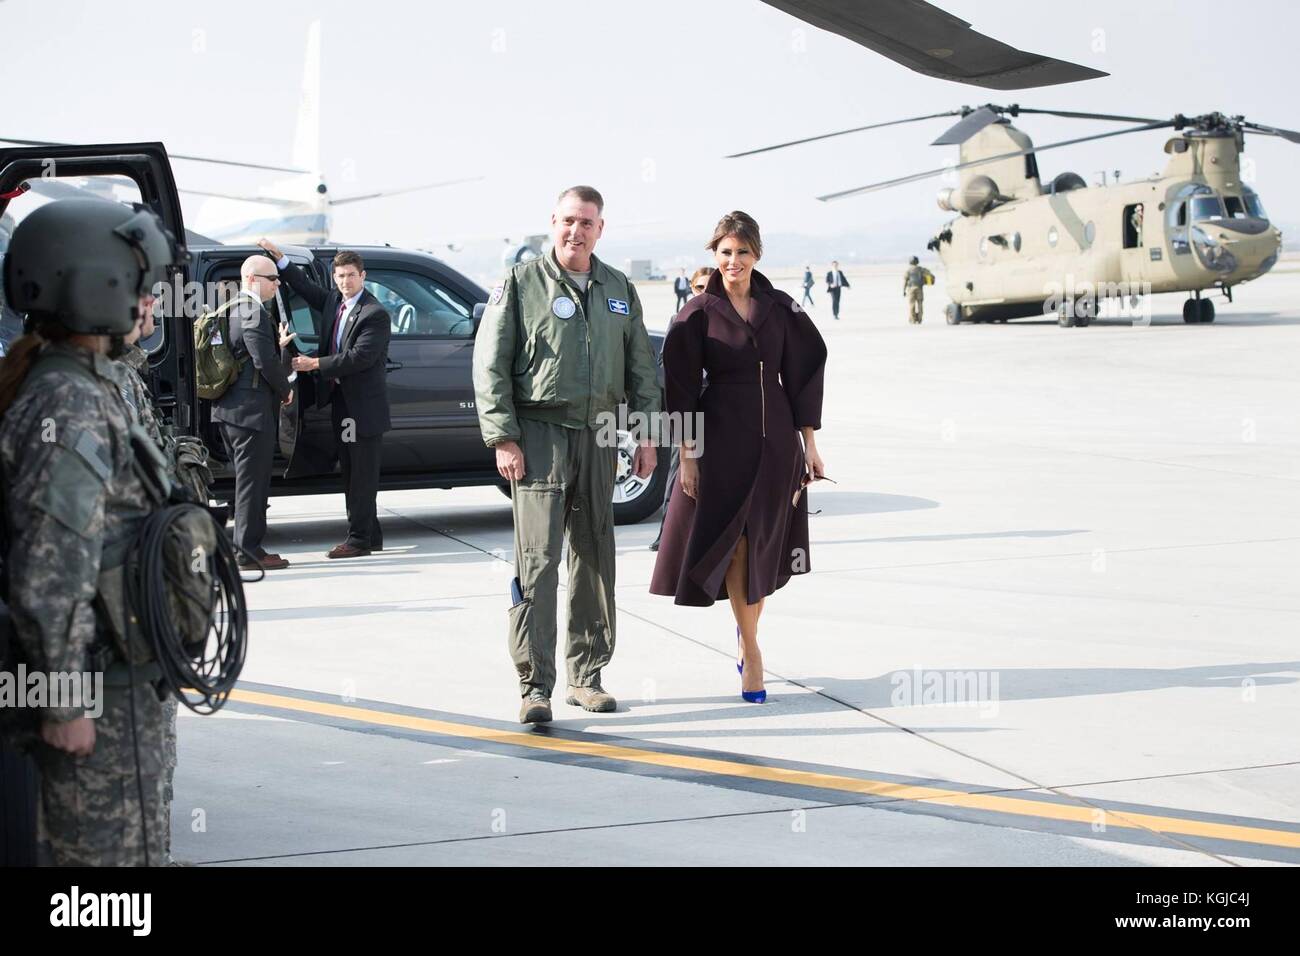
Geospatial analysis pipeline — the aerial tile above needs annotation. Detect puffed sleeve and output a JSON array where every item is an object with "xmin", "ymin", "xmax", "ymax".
[
  {"xmin": 781, "ymin": 302, "xmax": 827, "ymax": 430},
  {"xmin": 661, "ymin": 306, "xmax": 706, "ymax": 422}
]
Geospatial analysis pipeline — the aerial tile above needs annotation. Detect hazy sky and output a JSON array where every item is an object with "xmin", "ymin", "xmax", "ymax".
[{"xmin": 2, "ymin": 0, "xmax": 1296, "ymax": 266}]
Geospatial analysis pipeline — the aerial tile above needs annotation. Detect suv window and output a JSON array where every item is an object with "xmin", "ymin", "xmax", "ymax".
[
  {"xmin": 283, "ymin": 288, "xmax": 320, "ymax": 348},
  {"xmin": 365, "ymin": 269, "xmax": 474, "ymax": 338}
]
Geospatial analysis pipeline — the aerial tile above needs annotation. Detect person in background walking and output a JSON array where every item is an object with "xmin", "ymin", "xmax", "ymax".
[{"xmin": 826, "ymin": 260, "xmax": 850, "ymax": 320}]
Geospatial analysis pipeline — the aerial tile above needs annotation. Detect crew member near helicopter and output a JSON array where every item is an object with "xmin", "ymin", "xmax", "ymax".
[{"xmin": 903, "ymin": 256, "xmax": 934, "ymax": 325}]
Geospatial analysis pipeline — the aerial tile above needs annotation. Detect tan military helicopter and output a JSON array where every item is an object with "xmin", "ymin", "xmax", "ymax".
[{"xmin": 731, "ymin": 105, "xmax": 1294, "ymax": 326}]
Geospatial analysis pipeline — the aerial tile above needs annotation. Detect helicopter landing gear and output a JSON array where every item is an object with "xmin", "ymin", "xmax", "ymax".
[
  {"xmin": 945, "ymin": 303, "xmax": 961, "ymax": 325},
  {"xmin": 1057, "ymin": 297, "xmax": 1092, "ymax": 328},
  {"xmin": 1183, "ymin": 294, "xmax": 1215, "ymax": 323}
]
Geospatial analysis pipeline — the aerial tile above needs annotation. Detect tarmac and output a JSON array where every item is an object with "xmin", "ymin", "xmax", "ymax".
[{"xmin": 173, "ymin": 259, "xmax": 1300, "ymax": 866}]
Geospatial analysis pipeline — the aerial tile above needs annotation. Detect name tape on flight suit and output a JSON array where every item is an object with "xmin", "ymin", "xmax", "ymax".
[{"xmin": 607, "ymin": 298, "xmax": 629, "ymax": 315}]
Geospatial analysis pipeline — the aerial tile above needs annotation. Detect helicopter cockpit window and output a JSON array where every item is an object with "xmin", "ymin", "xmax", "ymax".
[
  {"xmin": 1223, "ymin": 196, "xmax": 1246, "ymax": 218},
  {"xmin": 1243, "ymin": 188, "xmax": 1267, "ymax": 220},
  {"xmin": 1189, "ymin": 195, "xmax": 1224, "ymax": 222}
]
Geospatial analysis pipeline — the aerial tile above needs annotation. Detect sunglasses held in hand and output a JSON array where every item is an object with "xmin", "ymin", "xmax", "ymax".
[{"xmin": 792, "ymin": 471, "xmax": 836, "ymax": 511}]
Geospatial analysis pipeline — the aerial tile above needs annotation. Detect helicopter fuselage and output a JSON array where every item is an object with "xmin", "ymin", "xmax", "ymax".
[{"xmin": 936, "ymin": 128, "xmax": 1281, "ymax": 320}]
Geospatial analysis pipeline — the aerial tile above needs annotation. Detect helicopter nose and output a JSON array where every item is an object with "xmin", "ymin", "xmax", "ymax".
[{"xmin": 1215, "ymin": 219, "xmax": 1281, "ymax": 279}]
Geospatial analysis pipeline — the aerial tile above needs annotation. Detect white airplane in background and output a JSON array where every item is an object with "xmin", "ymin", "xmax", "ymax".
[
  {"xmin": 1, "ymin": 20, "xmax": 482, "ymax": 247},
  {"xmin": 182, "ymin": 20, "xmax": 482, "ymax": 245}
]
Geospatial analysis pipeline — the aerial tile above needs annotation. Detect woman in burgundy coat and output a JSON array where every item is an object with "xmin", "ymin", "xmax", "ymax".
[{"xmin": 650, "ymin": 211, "xmax": 827, "ymax": 702}]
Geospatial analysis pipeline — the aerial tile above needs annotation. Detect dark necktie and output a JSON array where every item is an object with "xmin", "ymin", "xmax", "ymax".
[{"xmin": 328, "ymin": 299, "xmax": 346, "ymax": 354}]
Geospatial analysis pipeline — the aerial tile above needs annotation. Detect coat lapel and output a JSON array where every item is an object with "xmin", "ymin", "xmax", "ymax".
[{"xmin": 702, "ymin": 269, "xmax": 774, "ymax": 336}]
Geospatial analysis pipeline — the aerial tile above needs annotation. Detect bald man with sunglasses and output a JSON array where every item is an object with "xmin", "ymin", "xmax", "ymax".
[{"xmin": 210, "ymin": 255, "xmax": 295, "ymax": 570}]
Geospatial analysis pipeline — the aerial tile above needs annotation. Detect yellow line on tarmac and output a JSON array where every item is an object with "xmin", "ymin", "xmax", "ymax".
[{"xmin": 227, "ymin": 687, "xmax": 1300, "ymax": 852}]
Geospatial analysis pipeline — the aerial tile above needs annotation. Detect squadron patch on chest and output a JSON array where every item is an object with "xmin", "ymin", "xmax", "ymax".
[
  {"xmin": 552, "ymin": 296, "xmax": 577, "ymax": 320},
  {"xmin": 607, "ymin": 298, "xmax": 629, "ymax": 315}
]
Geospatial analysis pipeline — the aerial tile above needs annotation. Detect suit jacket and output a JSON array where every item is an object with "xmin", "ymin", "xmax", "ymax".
[
  {"xmin": 211, "ymin": 291, "xmax": 293, "ymax": 430},
  {"xmin": 673, "ymin": 277, "xmax": 690, "ymax": 294},
  {"xmin": 825, "ymin": 270, "xmax": 850, "ymax": 292},
  {"xmin": 280, "ymin": 263, "xmax": 392, "ymax": 438}
]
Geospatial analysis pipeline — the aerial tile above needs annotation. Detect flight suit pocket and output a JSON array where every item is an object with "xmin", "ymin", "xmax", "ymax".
[
  {"xmin": 507, "ymin": 598, "xmax": 534, "ymax": 679},
  {"xmin": 513, "ymin": 333, "xmax": 560, "ymax": 407},
  {"xmin": 512, "ymin": 332, "xmax": 536, "ymax": 376}
]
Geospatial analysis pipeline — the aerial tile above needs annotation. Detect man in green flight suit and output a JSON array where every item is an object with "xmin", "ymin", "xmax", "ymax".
[{"xmin": 473, "ymin": 186, "xmax": 662, "ymax": 724}]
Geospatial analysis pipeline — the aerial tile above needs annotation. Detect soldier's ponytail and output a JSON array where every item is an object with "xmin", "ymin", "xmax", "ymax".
[{"xmin": 0, "ymin": 319, "xmax": 74, "ymax": 416}]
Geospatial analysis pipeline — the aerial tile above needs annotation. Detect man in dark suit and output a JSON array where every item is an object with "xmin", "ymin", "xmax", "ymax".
[
  {"xmin": 672, "ymin": 269, "xmax": 690, "ymax": 312},
  {"xmin": 258, "ymin": 240, "xmax": 391, "ymax": 559},
  {"xmin": 825, "ymin": 260, "xmax": 851, "ymax": 320},
  {"xmin": 211, "ymin": 255, "xmax": 295, "ymax": 571}
]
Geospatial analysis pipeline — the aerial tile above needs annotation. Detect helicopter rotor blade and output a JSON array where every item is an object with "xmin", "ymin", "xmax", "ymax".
[
  {"xmin": 1243, "ymin": 121, "xmax": 1300, "ymax": 145},
  {"xmin": 818, "ymin": 119, "xmax": 1174, "ymax": 202},
  {"xmin": 931, "ymin": 106, "xmax": 1001, "ymax": 145},
  {"xmin": 0, "ymin": 136, "xmax": 311, "ymax": 174},
  {"xmin": 725, "ymin": 110, "xmax": 965, "ymax": 158},
  {"xmin": 759, "ymin": 0, "xmax": 1107, "ymax": 89},
  {"xmin": 330, "ymin": 175, "xmax": 486, "ymax": 206},
  {"xmin": 1012, "ymin": 107, "xmax": 1165, "ymax": 124},
  {"xmin": 931, "ymin": 105, "xmax": 1166, "ymax": 146}
]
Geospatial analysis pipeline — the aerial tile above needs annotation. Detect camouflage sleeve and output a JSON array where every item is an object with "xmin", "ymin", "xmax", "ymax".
[
  {"xmin": 471, "ymin": 271, "xmax": 521, "ymax": 447},
  {"xmin": 125, "ymin": 366, "xmax": 166, "ymax": 453},
  {"xmin": 622, "ymin": 282, "xmax": 663, "ymax": 422},
  {"xmin": 3, "ymin": 384, "xmax": 113, "ymax": 723}
]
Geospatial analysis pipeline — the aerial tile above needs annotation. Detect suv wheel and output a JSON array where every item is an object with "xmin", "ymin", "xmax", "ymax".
[{"xmin": 612, "ymin": 430, "xmax": 669, "ymax": 525}]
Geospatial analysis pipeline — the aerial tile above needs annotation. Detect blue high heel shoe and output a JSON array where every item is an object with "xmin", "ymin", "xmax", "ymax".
[{"xmin": 736, "ymin": 625, "xmax": 766, "ymax": 703}]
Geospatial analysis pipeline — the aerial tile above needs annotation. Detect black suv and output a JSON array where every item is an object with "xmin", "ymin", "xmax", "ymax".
[{"xmin": 0, "ymin": 143, "xmax": 669, "ymax": 525}]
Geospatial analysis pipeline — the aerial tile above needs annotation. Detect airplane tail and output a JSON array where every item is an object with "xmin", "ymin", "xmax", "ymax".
[{"xmin": 292, "ymin": 19, "xmax": 322, "ymax": 177}]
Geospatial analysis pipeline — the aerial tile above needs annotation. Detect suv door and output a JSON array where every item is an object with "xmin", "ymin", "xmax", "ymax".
[
  {"xmin": 0, "ymin": 142, "xmax": 189, "ymax": 419},
  {"xmin": 356, "ymin": 253, "xmax": 489, "ymax": 472}
]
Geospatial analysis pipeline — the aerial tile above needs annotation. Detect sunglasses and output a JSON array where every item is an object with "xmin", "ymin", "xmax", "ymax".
[
  {"xmin": 793, "ymin": 472, "xmax": 837, "ymax": 513},
  {"xmin": 254, "ymin": 273, "xmax": 280, "ymax": 282},
  {"xmin": 691, "ymin": 283, "xmax": 707, "ymax": 292}
]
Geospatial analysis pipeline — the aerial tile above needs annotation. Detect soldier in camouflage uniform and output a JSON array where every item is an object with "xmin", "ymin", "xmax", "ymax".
[
  {"xmin": 903, "ymin": 256, "xmax": 934, "ymax": 325},
  {"xmin": 0, "ymin": 198, "xmax": 179, "ymax": 866},
  {"xmin": 115, "ymin": 329, "xmax": 179, "ymax": 865}
]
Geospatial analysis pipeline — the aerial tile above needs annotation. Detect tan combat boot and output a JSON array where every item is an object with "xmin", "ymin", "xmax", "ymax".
[
  {"xmin": 519, "ymin": 691, "xmax": 552, "ymax": 724},
  {"xmin": 566, "ymin": 684, "xmax": 616, "ymax": 713}
]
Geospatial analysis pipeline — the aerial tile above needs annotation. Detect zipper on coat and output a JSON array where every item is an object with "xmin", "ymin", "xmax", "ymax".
[{"xmin": 759, "ymin": 359, "xmax": 766, "ymax": 437}]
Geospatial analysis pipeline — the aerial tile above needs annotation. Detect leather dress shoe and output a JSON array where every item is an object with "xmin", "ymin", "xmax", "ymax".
[
  {"xmin": 327, "ymin": 543, "xmax": 371, "ymax": 559},
  {"xmin": 238, "ymin": 554, "xmax": 290, "ymax": 571}
]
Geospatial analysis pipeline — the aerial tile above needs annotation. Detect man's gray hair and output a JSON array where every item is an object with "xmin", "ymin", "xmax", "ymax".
[{"xmin": 557, "ymin": 185, "xmax": 604, "ymax": 215}]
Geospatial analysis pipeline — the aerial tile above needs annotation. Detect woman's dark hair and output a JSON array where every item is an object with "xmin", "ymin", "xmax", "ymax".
[
  {"xmin": 706, "ymin": 211, "xmax": 762, "ymax": 260},
  {"xmin": 0, "ymin": 318, "xmax": 76, "ymax": 416}
]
